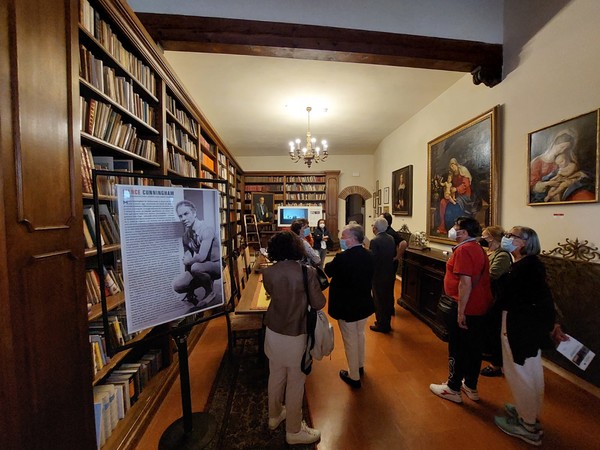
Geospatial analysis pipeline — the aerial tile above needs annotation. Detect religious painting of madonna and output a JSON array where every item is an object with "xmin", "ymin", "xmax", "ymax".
[
  {"xmin": 427, "ymin": 107, "xmax": 499, "ymax": 245},
  {"xmin": 528, "ymin": 110, "xmax": 599, "ymax": 206}
]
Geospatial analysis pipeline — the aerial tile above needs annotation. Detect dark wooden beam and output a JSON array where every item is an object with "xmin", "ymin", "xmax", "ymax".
[{"xmin": 137, "ymin": 13, "xmax": 503, "ymax": 87}]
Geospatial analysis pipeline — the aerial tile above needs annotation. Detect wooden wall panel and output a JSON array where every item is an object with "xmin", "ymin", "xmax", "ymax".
[
  {"xmin": 325, "ymin": 171, "xmax": 340, "ymax": 239},
  {"xmin": 0, "ymin": 0, "xmax": 95, "ymax": 448}
]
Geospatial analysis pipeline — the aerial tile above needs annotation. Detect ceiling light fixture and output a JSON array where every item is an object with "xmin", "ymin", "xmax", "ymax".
[{"xmin": 288, "ymin": 106, "xmax": 329, "ymax": 168}]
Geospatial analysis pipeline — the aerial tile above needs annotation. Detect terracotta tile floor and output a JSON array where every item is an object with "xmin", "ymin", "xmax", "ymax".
[{"xmin": 136, "ymin": 284, "xmax": 600, "ymax": 450}]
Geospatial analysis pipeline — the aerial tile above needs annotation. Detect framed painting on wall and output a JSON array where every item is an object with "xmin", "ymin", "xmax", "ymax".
[
  {"xmin": 251, "ymin": 192, "xmax": 274, "ymax": 222},
  {"xmin": 383, "ymin": 187, "xmax": 390, "ymax": 205},
  {"xmin": 427, "ymin": 107, "xmax": 499, "ymax": 245},
  {"xmin": 392, "ymin": 165, "xmax": 413, "ymax": 216},
  {"xmin": 528, "ymin": 109, "xmax": 598, "ymax": 205}
]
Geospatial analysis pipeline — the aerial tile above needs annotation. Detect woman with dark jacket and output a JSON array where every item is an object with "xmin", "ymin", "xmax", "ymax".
[
  {"xmin": 312, "ymin": 218, "xmax": 332, "ymax": 268},
  {"xmin": 324, "ymin": 223, "xmax": 375, "ymax": 389},
  {"xmin": 493, "ymin": 226, "xmax": 566, "ymax": 446},
  {"xmin": 262, "ymin": 231, "xmax": 326, "ymax": 446}
]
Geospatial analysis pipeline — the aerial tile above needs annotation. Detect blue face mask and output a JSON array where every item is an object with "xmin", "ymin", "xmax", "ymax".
[
  {"xmin": 303, "ymin": 227, "xmax": 311, "ymax": 237},
  {"xmin": 501, "ymin": 236, "xmax": 518, "ymax": 253},
  {"xmin": 340, "ymin": 239, "xmax": 348, "ymax": 250}
]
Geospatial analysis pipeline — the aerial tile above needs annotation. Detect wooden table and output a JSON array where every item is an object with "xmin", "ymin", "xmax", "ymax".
[{"xmin": 235, "ymin": 255, "xmax": 271, "ymax": 314}]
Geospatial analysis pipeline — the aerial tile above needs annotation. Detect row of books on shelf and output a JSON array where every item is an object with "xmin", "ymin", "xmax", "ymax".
[
  {"xmin": 167, "ymin": 149, "xmax": 198, "ymax": 177},
  {"xmin": 81, "ymin": 148, "xmax": 153, "ymax": 195},
  {"xmin": 166, "ymin": 122, "xmax": 198, "ymax": 158},
  {"xmin": 80, "ymin": 45, "xmax": 155, "ymax": 127},
  {"xmin": 287, "ymin": 176, "xmax": 326, "ymax": 183},
  {"xmin": 86, "ymin": 265, "xmax": 123, "ymax": 308},
  {"xmin": 90, "ymin": 310, "xmax": 139, "ymax": 369},
  {"xmin": 166, "ymin": 95, "xmax": 198, "ymax": 136},
  {"xmin": 92, "ymin": 348, "xmax": 163, "ymax": 448},
  {"xmin": 83, "ymin": 204, "xmax": 120, "ymax": 249},
  {"xmin": 199, "ymin": 134, "xmax": 213, "ymax": 153},
  {"xmin": 80, "ymin": 97, "xmax": 157, "ymax": 162},
  {"xmin": 245, "ymin": 184, "xmax": 284, "ymax": 192},
  {"xmin": 285, "ymin": 183, "xmax": 325, "ymax": 191},
  {"xmin": 287, "ymin": 193, "xmax": 327, "ymax": 201},
  {"xmin": 245, "ymin": 176, "xmax": 284, "ymax": 183},
  {"xmin": 201, "ymin": 152, "xmax": 216, "ymax": 172},
  {"xmin": 80, "ymin": 0, "xmax": 156, "ymax": 96}
]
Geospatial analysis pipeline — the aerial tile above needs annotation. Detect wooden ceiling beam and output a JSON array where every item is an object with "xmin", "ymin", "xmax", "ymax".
[{"xmin": 137, "ymin": 13, "xmax": 503, "ymax": 87}]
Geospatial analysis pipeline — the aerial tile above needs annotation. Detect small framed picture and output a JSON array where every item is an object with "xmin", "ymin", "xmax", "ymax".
[
  {"xmin": 392, "ymin": 165, "xmax": 413, "ymax": 216},
  {"xmin": 383, "ymin": 187, "xmax": 390, "ymax": 205}
]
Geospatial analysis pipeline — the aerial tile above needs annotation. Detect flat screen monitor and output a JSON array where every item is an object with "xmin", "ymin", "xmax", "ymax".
[{"xmin": 277, "ymin": 206, "xmax": 309, "ymax": 227}]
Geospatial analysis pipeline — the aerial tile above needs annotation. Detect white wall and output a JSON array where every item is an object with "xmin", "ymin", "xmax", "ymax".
[
  {"xmin": 236, "ymin": 154, "xmax": 375, "ymax": 237},
  {"xmin": 374, "ymin": 0, "xmax": 600, "ymax": 251}
]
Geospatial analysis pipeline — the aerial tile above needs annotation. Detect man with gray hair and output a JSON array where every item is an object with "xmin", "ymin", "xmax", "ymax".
[{"xmin": 369, "ymin": 217, "xmax": 396, "ymax": 333}]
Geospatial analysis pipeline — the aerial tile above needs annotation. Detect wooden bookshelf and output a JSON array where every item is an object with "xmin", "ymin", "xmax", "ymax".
[
  {"xmin": 77, "ymin": 0, "xmax": 245, "ymax": 448},
  {"xmin": 243, "ymin": 171, "xmax": 340, "ymax": 239}
]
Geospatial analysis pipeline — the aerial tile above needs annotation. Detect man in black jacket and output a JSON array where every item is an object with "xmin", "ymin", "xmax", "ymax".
[
  {"xmin": 369, "ymin": 217, "xmax": 397, "ymax": 333},
  {"xmin": 325, "ymin": 223, "xmax": 375, "ymax": 388}
]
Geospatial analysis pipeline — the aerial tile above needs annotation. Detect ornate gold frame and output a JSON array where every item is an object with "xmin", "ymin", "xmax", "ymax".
[{"xmin": 426, "ymin": 106, "xmax": 499, "ymax": 245}]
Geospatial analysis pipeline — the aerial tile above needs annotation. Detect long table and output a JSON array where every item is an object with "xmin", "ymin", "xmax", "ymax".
[{"xmin": 235, "ymin": 255, "xmax": 272, "ymax": 314}]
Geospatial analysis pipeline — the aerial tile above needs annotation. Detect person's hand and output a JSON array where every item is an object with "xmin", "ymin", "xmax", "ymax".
[
  {"xmin": 182, "ymin": 252, "xmax": 194, "ymax": 265},
  {"xmin": 551, "ymin": 323, "xmax": 568, "ymax": 346},
  {"xmin": 457, "ymin": 312, "xmax": 468, "ymax": 329}
]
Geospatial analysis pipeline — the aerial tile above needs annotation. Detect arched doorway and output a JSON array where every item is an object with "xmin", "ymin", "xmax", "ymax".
[
  {"xmin": 338, "ymin": 186, "xmax": 372, "ymax": 228},
  {"xmin": 345, "ymin": 194, "xmax": 365, "ymax": 227}
]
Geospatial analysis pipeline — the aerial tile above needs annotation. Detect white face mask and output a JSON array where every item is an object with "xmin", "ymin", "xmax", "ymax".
[
  {"xmin": 319, "ymin": 223, "xmax": 325, "ymax": 229},
  {"xmin": 448, "ymin": 227, "xmax": 458, "ymax": 241}
]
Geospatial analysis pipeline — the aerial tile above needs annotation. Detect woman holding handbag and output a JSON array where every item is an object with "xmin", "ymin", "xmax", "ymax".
[{"xmin": 262, "ymin": 231, "xmax": 326, "ymax": 446}]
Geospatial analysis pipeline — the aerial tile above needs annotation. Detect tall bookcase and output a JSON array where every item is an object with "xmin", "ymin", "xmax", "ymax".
[
  {"xmin": 77, "ymin": 0, "xmax": 243, "ymax": 447},
  {"xmin": 243, "ymin": 171, "xmax": 340, "ymax": 241}
]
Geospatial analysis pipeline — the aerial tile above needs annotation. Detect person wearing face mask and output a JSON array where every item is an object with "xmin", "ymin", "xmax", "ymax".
[
  {"xmin": 312, "ymin": 219, "xmax": 332, "ymax": 269},
  {"xmin": 480, "ymin": 226, "xmax": 512, "ymax": 377},
  {"xmin": 325, "ymin": 224, "xmax": 375, "ymax": 388},
  {"xmin": 291, "ymin": 219, "xmax": 320, "ymax": 267},
  {"xmin": 369, "ymin": 217, "xmax": 397, "ymax": 333},
  {"xmin": 430, "ymin": 216, "xmax": 493, "ymax": 404},
  {"xmin": 493, "ymin": 226, "xmax": 567, "ymax": 446}
]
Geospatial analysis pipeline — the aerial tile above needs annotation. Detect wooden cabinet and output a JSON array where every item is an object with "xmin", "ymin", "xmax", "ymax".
[{"xmin": 399, "ymin": 248, "xmax": 449, "ymax": 341}]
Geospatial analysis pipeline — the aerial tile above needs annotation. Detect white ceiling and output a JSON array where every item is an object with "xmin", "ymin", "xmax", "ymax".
[{"xmin": 164, "ymin": 51, "xmax": 465, "ymax": 157}]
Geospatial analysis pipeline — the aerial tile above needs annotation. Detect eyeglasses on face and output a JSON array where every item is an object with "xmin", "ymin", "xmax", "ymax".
[{"xmin": 505, "ymin": 232, "xmax": 525, "ymax": 240}]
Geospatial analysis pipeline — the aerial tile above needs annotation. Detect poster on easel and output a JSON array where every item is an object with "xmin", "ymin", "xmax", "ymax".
[{"xmin": 117, "ymin": 186, "xmax": 224, "ymax": 333}]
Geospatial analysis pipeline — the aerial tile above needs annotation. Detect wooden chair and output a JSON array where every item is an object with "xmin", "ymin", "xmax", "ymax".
[{"xmin": 224, "ymin": 256, "xmax": 265, "ymax": 357}]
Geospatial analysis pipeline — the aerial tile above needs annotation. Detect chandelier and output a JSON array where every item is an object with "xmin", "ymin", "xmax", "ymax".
[{"xmin": 289, "ymin": 106, "xmax": 329, "ymax": 168}]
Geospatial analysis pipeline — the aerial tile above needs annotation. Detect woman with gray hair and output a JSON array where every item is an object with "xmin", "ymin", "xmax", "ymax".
[{"xmin": 493, "ymin": 226, "xmax": 566, "ymax": 446}]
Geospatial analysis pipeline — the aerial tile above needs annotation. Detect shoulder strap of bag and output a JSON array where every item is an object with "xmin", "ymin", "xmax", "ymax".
[
  {"xmin": 471, "ymin": 244, "xmax": 488, "ymax": 288},
  {"xmin": 302, "ymin": 264, "xmax": 317, "ymax": 350}
]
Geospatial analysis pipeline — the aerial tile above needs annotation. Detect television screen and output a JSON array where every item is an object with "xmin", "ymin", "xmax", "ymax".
[{"xmin": 278, "ymin": 206, "xmax": 309, "ymax": 227}]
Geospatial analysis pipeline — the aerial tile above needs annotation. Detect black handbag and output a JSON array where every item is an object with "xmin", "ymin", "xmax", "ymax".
[
  {"xmin": 315, "ymin": 266, "xmax": 330, "ymax": 291},
  {"xmin": 437, "ymin": 294, "xmax": 457, "ymax": 326}
]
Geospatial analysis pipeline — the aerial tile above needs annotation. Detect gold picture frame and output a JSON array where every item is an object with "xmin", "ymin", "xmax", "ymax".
[{"xmin": 426, "ymin": 106, "xmax": 499, "ymax": 245}]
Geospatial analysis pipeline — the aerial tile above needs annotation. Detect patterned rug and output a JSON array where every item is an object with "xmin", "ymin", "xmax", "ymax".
[{"xmin": 205, "ymin": 337, "xmax": 316, "ymax": 449}]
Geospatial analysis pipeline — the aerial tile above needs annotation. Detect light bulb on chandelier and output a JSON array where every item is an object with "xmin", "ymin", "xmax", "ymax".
[{"xmin": 289, "ymin": 106, "xmax": 329, "ymax": 168}]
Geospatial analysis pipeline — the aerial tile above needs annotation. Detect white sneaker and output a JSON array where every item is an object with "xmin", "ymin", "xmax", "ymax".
[
  {"xmin": 461, "ymin": 382, "xmax": 480, "ymax": 401},
  {"xmin": 429, "ymin": 382, "xmax": 463, "ymax": 403},
  {"xmin": 268, "ymin": 406, "xmax": 286, "ymax": 430},
  {"xmin": 286, "ymin": 421, "xmax": 321, "ymax": 445}
]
